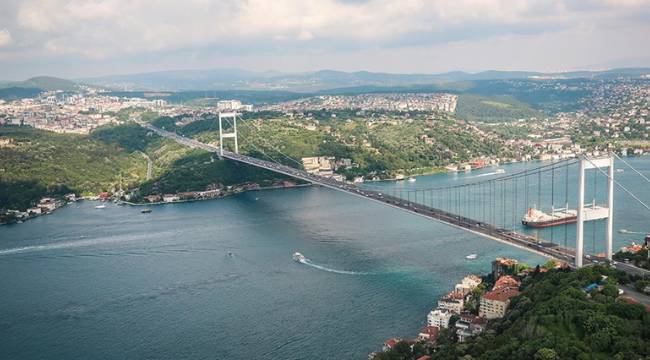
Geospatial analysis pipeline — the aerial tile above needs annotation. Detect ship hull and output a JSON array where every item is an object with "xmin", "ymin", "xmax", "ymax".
[{"xmin": 522, "ymin": 216, "xmax": 577, "ymax": 228}]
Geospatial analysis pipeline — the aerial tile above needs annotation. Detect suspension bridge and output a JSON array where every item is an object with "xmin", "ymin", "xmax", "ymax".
[{"xmin": 134, "ymin": 113, "xmax": 650, "ymax": 276}]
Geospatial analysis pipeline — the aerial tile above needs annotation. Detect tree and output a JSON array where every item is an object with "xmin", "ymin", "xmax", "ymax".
[{"xmin": 534, "ymin": 347, "xmax": 558, "ymax": 360}]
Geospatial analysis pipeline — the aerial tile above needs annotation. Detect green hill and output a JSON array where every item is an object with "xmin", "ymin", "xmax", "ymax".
[
  {"xmin": 374, "ymin": 265, "xmax": 649, "ymax": 360},
  {"xmin": 456, "ymin": 94, "xmax": 545, "ymax": 122},
  {"xmin": 0, "ymin": 126, "xmax": 147, "ymax": 210},
  {"xmin": 0, "ymin": 123, "xmax": 284, "ymax": 211},
  {"xmin": 1, "ymin": 76, "xmax": 79, "ymax": 92}
]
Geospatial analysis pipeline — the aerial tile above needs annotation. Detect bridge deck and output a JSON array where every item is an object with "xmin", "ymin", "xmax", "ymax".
[
  {"xmin": 138, "ymin": 120, "xmax": 580, "ymax": 264},
  {"xmin": 136, "ymin": 120, "xmax": 650, "ymax": 276}
]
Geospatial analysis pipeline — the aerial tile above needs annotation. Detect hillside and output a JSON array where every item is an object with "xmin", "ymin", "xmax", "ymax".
[
  {"xmin": 0, "ymin": 123, "xmax": 284, "ymax": 211},
  {"xmin": 456, "ymin": 94, "xmax": 545, "ymax": 122},
  {"xmin": 157, "ymin": 111, "xmax": 515, "ymax": 179},
  {"xmin": 433, "ymin": 266, "xmax": 649, "ymax": 359},
  {"xmin": 374, "ymin": 265, "xmax": 650, "ymax": 360},
  {"xmin": 0, "ymin": 126, "xmax": 146, "ymax": 210},
  {"xmin": 1, "ymin": 76, "xmax": 79, "ymax": 92}
]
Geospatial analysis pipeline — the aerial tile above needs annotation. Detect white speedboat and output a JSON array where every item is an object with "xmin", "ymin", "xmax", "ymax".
[
  {"xmin": 496, "ymin": 169, "xmax": 505, "ymax": 174},
  {"xmin": 407, "ymin": 177, "xmax": 416, "ymax": 183},
  {"xmin": 292, "ymin": 252, "xmax": 306, "ymax": 262},
  {"xmin": 465, "ymin": 253, "xmax": 478, "ymax": 260},
  {"xmin": 95, "ymin": 204, "xmax": 106, "ymax": 209}
]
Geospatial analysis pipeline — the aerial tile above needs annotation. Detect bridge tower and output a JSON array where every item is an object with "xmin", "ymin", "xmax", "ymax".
[
  {"xmin": 218, "ymin": 112, "xmax": 239, "ymax": 156},
  {"xmin": 575, "ymin": 155, "xmax": 614, "ymax": 268}
]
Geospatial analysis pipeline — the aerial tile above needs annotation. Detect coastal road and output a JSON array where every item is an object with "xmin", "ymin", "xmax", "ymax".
[
  {"xmin": 618, "ymin": 284, "xmax": 650, "ymax": 306},
  {"xmin": 141, "ymin": 152, "xmax": 153, "ymax": 180}
]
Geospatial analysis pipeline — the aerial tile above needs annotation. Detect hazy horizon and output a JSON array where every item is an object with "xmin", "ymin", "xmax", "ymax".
[{"xmin": 1, "ymin": 0, "xmax": 650, "ymax": 80}]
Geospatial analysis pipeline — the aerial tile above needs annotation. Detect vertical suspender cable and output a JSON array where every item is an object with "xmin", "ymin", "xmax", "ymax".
[
  {"xmin": 562, "ymin": 165, "xmax": 568, "ymax": 247},
  {"xmin": 551, "ymin": 166, "xmax": 555, "ymax": 245}
]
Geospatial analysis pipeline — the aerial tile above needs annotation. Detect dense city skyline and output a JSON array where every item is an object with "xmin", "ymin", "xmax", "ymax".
[{"xmin": 1, "ymin": 0, "xmax": 650, "ymax": 80}]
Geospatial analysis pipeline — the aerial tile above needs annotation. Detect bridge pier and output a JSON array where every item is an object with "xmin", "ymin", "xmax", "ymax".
[
  {"xmin": 218, "ymin": 112, "xmax": 239, "ymax": 155},
  {"xmin": 576, "ymin": 155, "xmax": 614, "ymax": 268}
]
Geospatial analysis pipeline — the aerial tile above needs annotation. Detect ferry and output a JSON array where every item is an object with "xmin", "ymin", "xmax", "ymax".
[
  {"xmin": 522, "ymin": 207, "xmax": 577, "ymax": 228},
  {"xmin": 292, "ymin": 252, "xmax": 306, "ymax": 262},
  {"xmin": 95, "ymin": 204, "xmax": 106, "ymax": 209},
  {"xmin": 465, "ymin": 253, "xmax": 478, "ymax": 260}
]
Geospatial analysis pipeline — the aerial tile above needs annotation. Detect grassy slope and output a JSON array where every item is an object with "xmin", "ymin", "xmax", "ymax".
[{"xmin": 456, "ymin": 94, "xmax": 545, "ymax": 122}]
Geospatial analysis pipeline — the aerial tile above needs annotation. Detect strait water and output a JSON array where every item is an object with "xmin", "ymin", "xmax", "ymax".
[{"xmin": 1, "ymin": 157, "xmax": 649, "ymax": 360}]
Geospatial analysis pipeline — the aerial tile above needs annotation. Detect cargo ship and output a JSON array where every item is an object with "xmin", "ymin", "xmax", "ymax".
[{"xmin": 521, "ymin": 207, "xmax": 577, "ymax": 228}]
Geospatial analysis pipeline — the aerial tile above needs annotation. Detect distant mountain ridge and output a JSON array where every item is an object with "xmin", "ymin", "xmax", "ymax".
[
  {"xmin": 79, "ymin": 67, "xmax": 650, "ymax": 92},
  {"xmin": 2, "ymin": 68, "xmax": 650, "ymax": 93}
]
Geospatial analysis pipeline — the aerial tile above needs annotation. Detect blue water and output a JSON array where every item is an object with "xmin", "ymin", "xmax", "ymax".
[{"xmin": 1, "ymin": 157, "xmax": 648, "ymax": 359}]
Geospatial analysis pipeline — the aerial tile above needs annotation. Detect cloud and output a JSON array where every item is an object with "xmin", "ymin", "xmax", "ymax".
[
  {"xmin": 0, "ymin": 29, "xmax": 12, "ymax": 47},
  {"xmin": 1, "ymin": 0, "xmax": 650, "ymax": 78}
]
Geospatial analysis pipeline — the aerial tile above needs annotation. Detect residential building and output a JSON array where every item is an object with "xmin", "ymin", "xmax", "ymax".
[
  {"xmin": 454, "ymin": 274, "xmax": 482, "ymax": 296},
  {"xmin": 493, "ymin": 275, "xmax": 521, "ymax": 290},
  {"xmin": 382, "ymin": 338, "xmax": 400, "ymax": 352},
  {"xmin": 417, "ymin": 326, "xmax": 439, "ymax": 343},
  {"xmin": 479, "ymin": 287, "xmax": 520, "ymax": 319},
  {"xmin": 427, "ymin": 308, "xmax": 453, "ymax": 329},
  {"xmin": 455, "ymin": 314, "xmax": 487, "ymax": 342},
  {"xmin": 437, "ymin": 291, "xmax": 465, "ymax": 314},
  {"xmin": 492, "ymin": 257, "xmax": 518, "ymax": 278}
]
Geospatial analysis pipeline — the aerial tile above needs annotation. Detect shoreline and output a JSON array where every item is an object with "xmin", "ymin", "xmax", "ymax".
[
  {"xmin": 123, "ymin": 183, "xmax": 313, "ymax": 206},
  {"xmin": 0, "ymin": 183, "xmax": 313, "ymax": 225}
]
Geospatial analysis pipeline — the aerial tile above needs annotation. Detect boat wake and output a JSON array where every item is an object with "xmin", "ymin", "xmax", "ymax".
[
  {"xmin": 465, "ymin": 170, "xmax": 505, "ymax": 179},
  {"xmin": 0, "ymin": 234, "xmax": 154, "ymax": 256},
  {"xmin": 298, "ymin": 258, "xmax": 370, "ymax": 275}
]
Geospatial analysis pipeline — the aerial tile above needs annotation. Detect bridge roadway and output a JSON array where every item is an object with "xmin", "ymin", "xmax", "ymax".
[{"xmin": 138, "ymin": 120, "xmax": 650, "ymax": 277}]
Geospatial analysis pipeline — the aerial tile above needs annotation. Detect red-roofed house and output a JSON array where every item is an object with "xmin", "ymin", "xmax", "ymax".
[
  {"xmin": 480, "ymin": 287, "xmax": 520, "ymax": 319},
  {"xmin": 417, "ymin": 326, "xmax": 439, "ymax": 343},
  {"xmin": 493, "ymin": 275, "xmax": 521, "ymax": 290},
  {"xmin": 383, "ymin": 338, "xmax": 400, "ymax": 352}
]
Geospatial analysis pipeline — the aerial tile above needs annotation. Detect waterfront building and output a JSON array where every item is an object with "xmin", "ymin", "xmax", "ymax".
[
  {"xmin": 427, "ymin": 308, "xmax": 453, "ymax": 328},
  {"xmin": 417, "ymin": 326, "xmax": 439, "ymax": 343},
  {"xmin": 491, "ymin": 257, "xmax": 518, "ymax": 278},
  {"xmin": 437, "ymin": 291, "xmax": 465, "ymax": 314},
  {"xmin": 382, "ymin": 338, "xmax": 400, "ymax": 352},
  {"xmin": 454, "ymin": 274, "xmax": 482, "ymax": 296},
  {"xmin": 162, "ymin": 194, "xmax": 181, "ymax": 203}
]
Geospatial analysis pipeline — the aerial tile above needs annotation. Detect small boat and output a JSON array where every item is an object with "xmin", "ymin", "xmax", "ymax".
[
  {"xmin": 95, "ymin": 204, "xmax": 106, "ymax": 209},
  {"xmin": 466, "ymin": 253, "xmax": 478, "ymax": 260},
  {"xmin": 141, "ymin": 208, "xmax": 152, "ymax": 214},
  {"xmin": 407, "ymin": 177, "xmax": 416, "ymax": 183},
  {"xmin": 495, "ymin": 169, "xmax": 505, "ymax": 174},
  {"xmin": 227, "ymin": 251, "xmax": 233, "ymax": 257},
  {"xmin": 292, "ymin": 252, "xmax": 306, "ymax": 262},
  {"xmin": 616, "ymin": 169, "xmax": 624, "ymax": 173}
]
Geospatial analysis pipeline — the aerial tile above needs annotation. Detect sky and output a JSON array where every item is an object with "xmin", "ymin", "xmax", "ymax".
[{"xmin": 1, "ymin": 0, "xmax": 650, "ymax": 80}]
